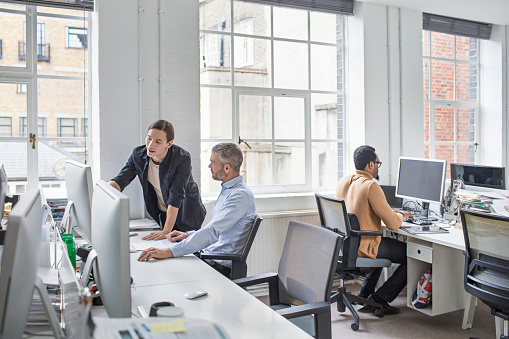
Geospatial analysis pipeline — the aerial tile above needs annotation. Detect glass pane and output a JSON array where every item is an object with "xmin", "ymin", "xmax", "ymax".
[
  {"xmin": 243, "ymin": 142, "xmax": 272, "ymax": 186},
  {"xmin": 312, "ymin": 142, "xmax": 341, "ymax": 189},
  {"xmin": 311, "ymin": 94, "xmax": 338, "ymax": 139},
  {"xmin": 431, "ymin": 59, "xmax": 454, "ymax": 100},
  {"xmin": 457, "ymin": 144, "xmax": 475, "ymax": 165},
  {"xmin": 37, "ymin": 7, "xmax": 87, "ymax": 16},
  {"xmin": 273, "ymin": 7, "xmax": 308, "ymax": 40},
  {"xmin": 310, "ymin": 11, "xmax": 337, "ymax": 43},
  {"xmin": 239, "ymin": 94, "xmax": 271, "ymax": 139},
  {"xmin": 434, "ymin": 144, "xmax": 454, "ymax": 178},
  {"xmin": 0, "ymin": 141, "xmax": 27, "ymax": 194},
  {"xmin": 199, "ymin": 0, "xmax": 231, "ymax": 32},
  {"xmin": 38, "ymin": 78, "xmax": 87, "ymax": 138},
  {"xmin": 311, "ymin": 44, "xmax": 337, "ymax": 91},
  {"xmin": 424, "ymin": 143, "xmax": 430, "ymax": 159},
  {"xmin": 455, "ymin": 36, "xmax": 472, "ymax": 61},
  {"xmin": 37, "ymin": 13, "xmax": 88, "ymax": 75},
  {"xmin": 434, "ymin": 106, "xmax": 454, "ymax": 141},
  {"xmin": 456, "ymin": 63, "xmax": 476, "ymax": 102},
  {"xmin": 233, "ymin": 1, "xmax": 270, "ymax": 37},
  {"xmin": 422, "ymin": 30, "xmax": 430, "ymax": 56},
  {"xmin": 431, "ymin": 32, "xmax": 453, "ymax": 59},
  {"xmin": 423, "ymin": 58, "xmax": 430, "ymax": 100},
  {"xmin": 274, "ymin": 97, "xmax": 304, "ymax": 139},
  {"xmin": 457, "ymin": 108, "xmax": 475, "ymax": 142},
  {"xmin": 0, "ymin": 9, "xmax": 27, "ymax": 68},
  {"xmin": 0, "ymin": 82, "xmax": 27, "ymax": 138},
  {"xmin": 201, "ymin": 87, "xmax": 232, "ymax": 139},
  {"xmin": 233, "ymin": 37, "xmax": 271, "ymax": 88},
  {"xmin": 274, "ymin": 41, "xmax": 308, "ymax": 90},
  {"xmin": 274, "ymin": 142, "xmax": 305, "ymax": 185},
  {"xmin": 424, "ymin": 101, "xmax": 430, "ymax": 142},
  {"xmin": 200, "ymin": 142, "xmax": 222, "ymax": 194},
  {"xmin": 200, "ymin": 34, "xmax": 231, "ymax": 85}
]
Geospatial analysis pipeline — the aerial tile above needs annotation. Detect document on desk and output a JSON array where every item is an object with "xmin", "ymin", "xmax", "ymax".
[
  {"xmin": 130, "ymin": 239, "xmax": 172, "ymax": 251},
  {"xmin": 129, "ymin": 219, "xmax": 160, "ymax": 231},
  {"xmin": 491, "ymin": 199, "xmax": 509, "ymax": 217},
  {"xmin": 93, "ymin": 317, "xmax": 230, "ymax": 339}
]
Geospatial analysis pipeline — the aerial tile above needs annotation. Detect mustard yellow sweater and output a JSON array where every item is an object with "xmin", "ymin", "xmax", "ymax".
[{"xmin": 336, "ymin": 170, "xmax": 403, "ymax": 259}]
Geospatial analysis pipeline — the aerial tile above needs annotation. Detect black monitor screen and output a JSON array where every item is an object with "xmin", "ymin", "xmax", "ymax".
[
  {"xmin": 396, "ymin": 157, "xmax": 446, "ymax": 204},
  {"xmin": 451, "ymin": 163, "xmax": 505, "ymax": 190}
]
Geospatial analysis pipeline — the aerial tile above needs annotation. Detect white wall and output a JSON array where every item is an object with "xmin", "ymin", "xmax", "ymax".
[{"xmin": 92, "ymin": 0, "xmax": 200, "ymax": 218}]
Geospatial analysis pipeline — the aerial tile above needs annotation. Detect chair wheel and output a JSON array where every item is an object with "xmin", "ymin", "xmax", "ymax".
[
  {"xmin": 351, "ymin": 322, "xmax": 359, "ymax": 331},
  {"xmin": 374, "ymin": 308, "xmax": 384, "ymax": 318}
]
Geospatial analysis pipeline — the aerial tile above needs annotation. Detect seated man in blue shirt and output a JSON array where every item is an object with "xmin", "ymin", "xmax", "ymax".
[{"xmin": 138, "ymin": 142, "xmax": 256, "ymax": 277}]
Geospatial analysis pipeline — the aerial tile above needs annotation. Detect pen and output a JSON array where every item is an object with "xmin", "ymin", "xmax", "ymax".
[
  {"xmin": 130, "ymin": 232, "xmax": 138, "ymax": 237},
  {"xmin": 141, "ymin": 323, "xmax": 151, "ymax": 333}
]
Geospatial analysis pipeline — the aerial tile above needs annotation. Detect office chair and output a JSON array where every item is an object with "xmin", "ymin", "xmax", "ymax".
[
  {"xmin": 460, "ymin": 209, "xmax": 509, "ymax": 339},
  {"xmin": 235, "ymin": 220, "xmax": 341, "ymax": 339},
  {"xmin": 315, "ymin": 193, "xmax": 392, "ymax": 331},
  {"xmin": 200, "ymin": 214, "xmax": 262, "ymax": 280}
]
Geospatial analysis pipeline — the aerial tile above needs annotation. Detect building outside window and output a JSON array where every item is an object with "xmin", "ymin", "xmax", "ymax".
[
  {"xmin": 423, "ymin": 30, "xmax": 479, "ymax": 178},
  {"xmin": 19, "ymin": 117, "xmax": 46, "ymax": 137},
  {"xmin": 57, "ymin": 117, "xmax": 77, "ymax": 137},
  {"xmin": 65, "ymin": 26, "xmax": 87, "ymax": 49},
  {"xmin": 0, "ymin": 2, "xmax": 89, "ymax": 196},
  {"xmin": 200, "ymin": 0, "xmax": 344, "ymax": 194},
  {"xmin": 0, "ymin": 117, "xmax": 12, "ymax": 136},
  {"xmin": 81, "ymin": 117, "xmax": 88, "ymax": 137}
]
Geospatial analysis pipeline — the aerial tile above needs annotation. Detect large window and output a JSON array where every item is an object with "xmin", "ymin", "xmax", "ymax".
[
  {"xmin": 423, "ymin": 30, "xmax": 478, "ymax": 177},
  {"xmin": 0, "ymin": 3, "xmax": 89, "ymax": 196},
  {"xmin": 200, "ymin": 0, "xmax": 344, "ymax": 194}
]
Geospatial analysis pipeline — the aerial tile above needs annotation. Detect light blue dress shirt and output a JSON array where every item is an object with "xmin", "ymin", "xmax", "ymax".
[{"xmin": 170, "ymin": 175, "xmax": 256, "ymax": 268}]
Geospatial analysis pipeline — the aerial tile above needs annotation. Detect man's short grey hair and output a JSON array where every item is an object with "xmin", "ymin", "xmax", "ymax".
[{"xmin": 212, "ymin": 142, "xmax": 243, "ymax": 173}]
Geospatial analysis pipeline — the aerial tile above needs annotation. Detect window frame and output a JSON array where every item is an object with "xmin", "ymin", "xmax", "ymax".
[
  {"xmin": 423, "ymin": 30, "xmax": 480, "ymax": 165},
  {"xmin": 200, "ymin": 0, "xmax": 345, "ymax": 195}
]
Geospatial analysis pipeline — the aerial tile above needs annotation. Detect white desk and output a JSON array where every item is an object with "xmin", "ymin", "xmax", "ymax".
[
  {"xmin": 124, "ymin": 232, "xmax": 311, "ymax": 338},
  {"xmin": 388, "ymin": 225, "xmax": 475, "ymax": 329}
]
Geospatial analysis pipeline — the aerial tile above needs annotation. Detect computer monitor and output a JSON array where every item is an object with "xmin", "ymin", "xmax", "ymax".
[
  {"xmin": 0, "ymin": 189, "xmax": 43, "ymax": 338},
  {"xmin": 451, "ymin": 163, "xmax": 505, "ymax": 190},
  {"xmin": 0, "ymin": 164, "xmax": 7, "ymax": 222},
  {"xmin": 65, "ymin": 160, "xmax": 93, "ymax": 243},
  {"xmin": 91, "ymin": 180, "xmax": 131, "ymax": 318},
  {"xmin": 396, "ymin": 157, "xmax": 447, "ymax": 220}
]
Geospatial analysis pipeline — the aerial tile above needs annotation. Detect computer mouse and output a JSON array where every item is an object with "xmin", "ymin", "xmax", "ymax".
[{"xmin": 185, "ymin": 290, "xmax": 208, "ymax": 300}]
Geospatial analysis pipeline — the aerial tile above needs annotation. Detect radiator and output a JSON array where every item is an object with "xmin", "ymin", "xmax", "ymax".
[{"xmin": 246, "ymin": 210, "xmax": 320, "ymax": 277}]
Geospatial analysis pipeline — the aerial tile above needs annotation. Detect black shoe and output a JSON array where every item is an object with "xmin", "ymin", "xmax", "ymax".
[{"xmin": 368, "ymin": 295, "xmax": 400, "ymax": 315}]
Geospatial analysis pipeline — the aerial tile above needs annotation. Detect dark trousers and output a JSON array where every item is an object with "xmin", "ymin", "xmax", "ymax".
[{"xmin": 359, "ymin": 237, "xmax": 407, "ymax": 303}]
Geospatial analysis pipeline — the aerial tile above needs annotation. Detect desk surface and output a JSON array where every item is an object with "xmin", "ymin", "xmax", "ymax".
[
  {"xmin": 125, "ymin": 232, "xmax": 311, "ymax": 338},
  {"xmin": 392, "ymin": 222, "xmax": 465, "ymax": 251}
]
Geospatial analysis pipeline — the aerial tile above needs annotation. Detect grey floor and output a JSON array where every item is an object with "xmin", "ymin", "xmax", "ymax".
[{"xmin": 259, "ymin": 284, "xmax": 498, "ymax": 339}]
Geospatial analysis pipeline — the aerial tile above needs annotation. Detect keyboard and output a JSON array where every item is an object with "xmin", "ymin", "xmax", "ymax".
[{"xmin": 404, "ymin": 218, "xmax": 433, "ymax": 225}]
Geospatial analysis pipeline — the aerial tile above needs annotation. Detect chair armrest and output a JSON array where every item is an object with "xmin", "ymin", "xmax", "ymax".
[
  {"xmin": 351, "ymin": 230, "xmax": 383, "ymax": 237},
  {"xmin": 276, "ymin": 301, "xmax": 330, "ymax": 319},
  {"xmin": 199, "ymin": 253, "xmax": 243, "ymax": 262},
  {"xmin": 234, "ymin": 272, "xmax": 278, "ymax": 288}
]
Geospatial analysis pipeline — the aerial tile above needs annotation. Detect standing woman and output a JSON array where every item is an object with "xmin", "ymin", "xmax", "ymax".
[{"xmin": 109, "ymin": 120, "xmax": 206, "ymax": 240}]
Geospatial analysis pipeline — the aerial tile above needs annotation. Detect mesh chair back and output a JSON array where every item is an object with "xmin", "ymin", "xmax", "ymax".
[
  {"xmin": 460, "ymin": 209, "xmax": 509, "ymax": 312},
  {"xmin": 277, "ymin": 220, "xmax": 341, "ymax": 305},
  {"xmin": 315, "ymin": 194, "xmax": 359, "ymax": 268},
  {"xmin": 239, "ymin": 214, "xmax": 262, "ymax": 261}
]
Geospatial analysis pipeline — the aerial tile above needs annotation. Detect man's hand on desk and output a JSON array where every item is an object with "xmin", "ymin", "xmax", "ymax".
[
  {"xmin": 137, "ymin": 247, "xmax": 174, "ymax": 261},
  {"xmin": 166, "ymin": 231, "xmax": 188, "ymax": 242},
  {"xmin": 393, "ymin": 209, "xmax": 413, "ymax": 219},
  {"xmin": 141, "ymin": 230, "xmax": 170, "ymax": 241}
]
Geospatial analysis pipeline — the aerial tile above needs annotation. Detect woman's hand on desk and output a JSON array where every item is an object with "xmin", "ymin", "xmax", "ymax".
[
  {"xmin": 166, "ymin": 231, "xmax": 188, "ymax": 242},
  {"xmin": 141, "ymin": 230, "xmax": 170, "ymax": 241},
  {"xmin": 138, "ymin": 247, "xmax": 174, "ymax": 261}
]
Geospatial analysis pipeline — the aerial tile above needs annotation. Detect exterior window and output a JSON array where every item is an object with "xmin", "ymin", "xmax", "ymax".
[
  {"xmin": 17, "ymin": 83, "xmax": 27, "ymax": 93},
  {"xmin": 423, "ymin": 30, "xmax": 478, "ymax": 178},
  {"xmin": 0, "ymin": 117, "xmax": 12, "ymax": 136},
  {"xmin": 65, "ymin": 27, "xmax": 87, "ymax": 49},
  {"xmin": 200, "ymin": 1, "xmax": 344, "ymax": 194},
  {"xmin": 20, "ymin": 22, "xmax": 49, "ymax": 61},
  {"xmin": 81, "ymin": 117, "xmax": 88, "ymax": 137},
  {"xmin": 57, "ymin": 118, "xmax": 77, "ymax": 137},
  {"xmin": 19, "ymin": 117, "xmax": 47, "ymax": 137}
]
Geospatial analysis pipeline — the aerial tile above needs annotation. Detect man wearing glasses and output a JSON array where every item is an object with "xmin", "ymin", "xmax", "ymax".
[{"xmin": 336, "ymin": 145, "xmax": 412, "ymax": 315}]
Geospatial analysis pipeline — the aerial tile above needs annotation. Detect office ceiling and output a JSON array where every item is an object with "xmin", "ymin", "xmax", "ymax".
[{"xmin": 359, "ymin": 0, "xmax": 509, "ymax": 25}]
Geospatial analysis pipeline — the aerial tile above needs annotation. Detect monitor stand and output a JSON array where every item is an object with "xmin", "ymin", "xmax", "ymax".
[{"xmin": 413, "ymin": 202, "xmax": 437, "ymax": 221}]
